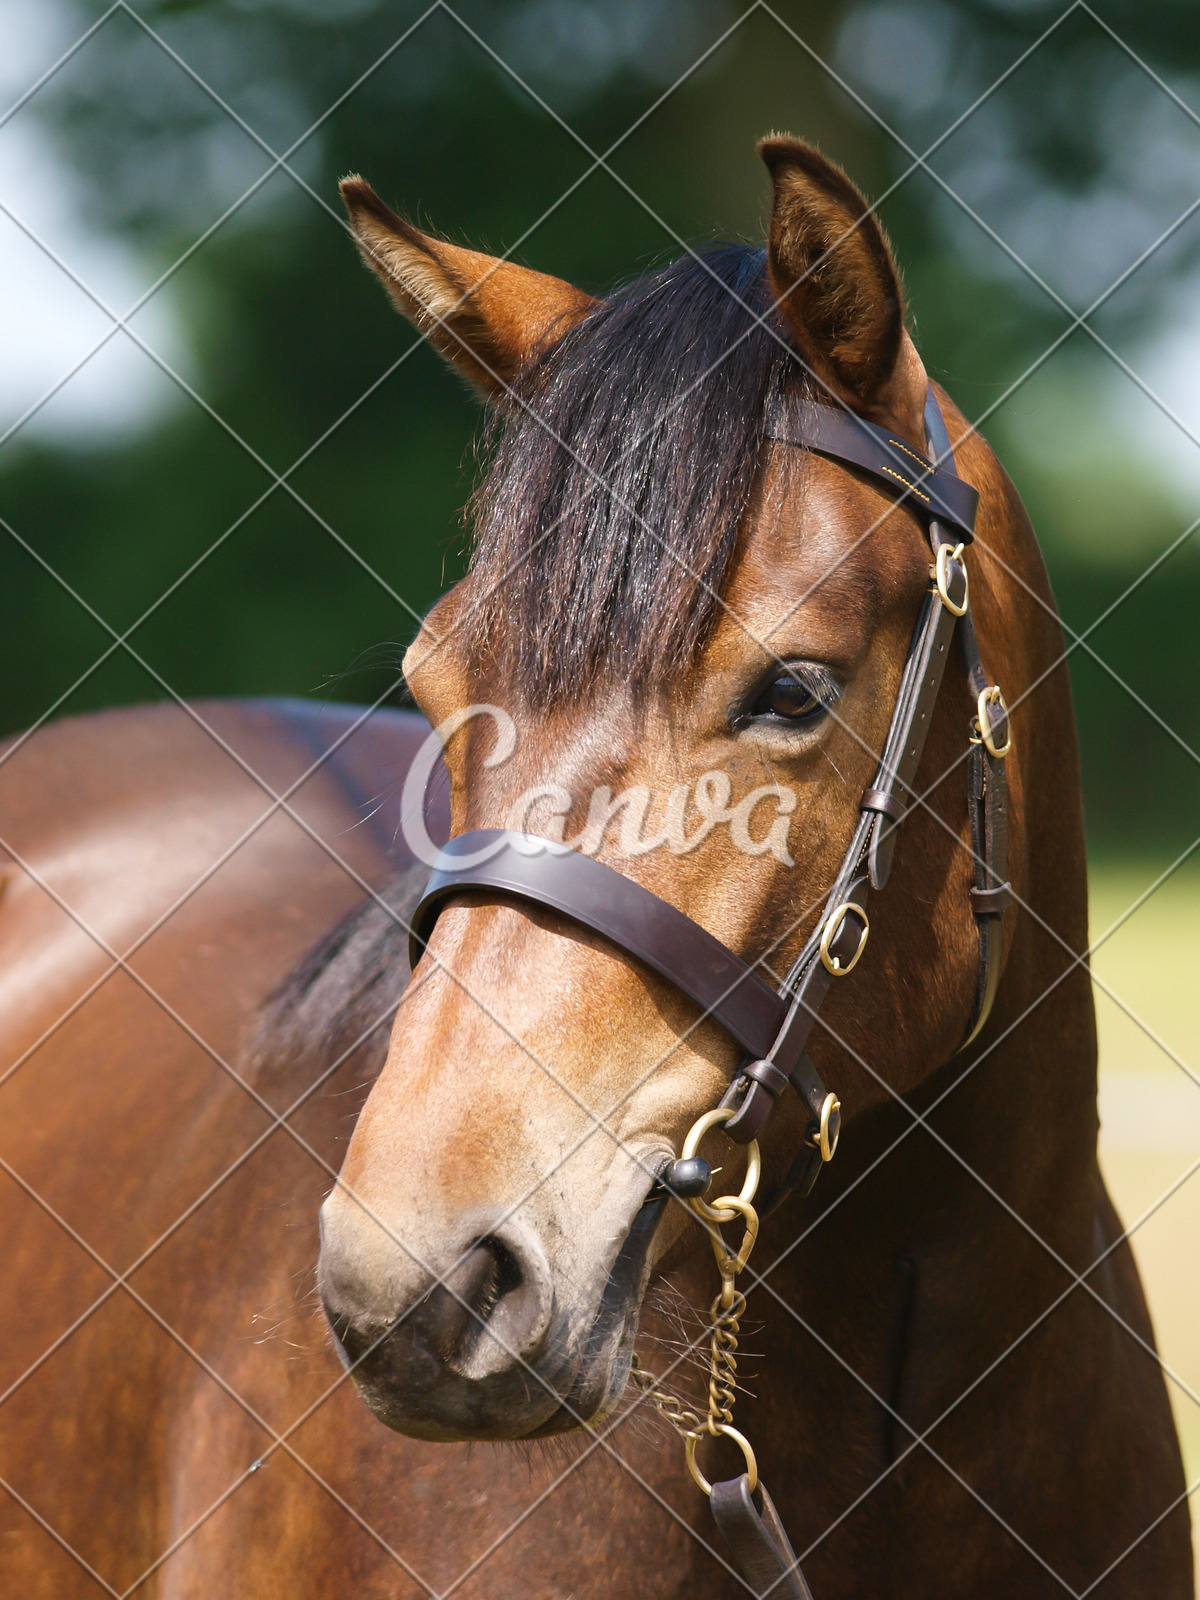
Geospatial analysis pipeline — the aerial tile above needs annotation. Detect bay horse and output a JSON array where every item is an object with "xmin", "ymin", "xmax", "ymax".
[{"xmin": 0, "ymin": 138, "xmax": 1191, "ymax": 1597}]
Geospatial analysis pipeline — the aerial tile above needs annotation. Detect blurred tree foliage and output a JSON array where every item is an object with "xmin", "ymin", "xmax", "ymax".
[{"xmin": 3, "ymin": 0, "xmax": 1200, "ymax": 852}]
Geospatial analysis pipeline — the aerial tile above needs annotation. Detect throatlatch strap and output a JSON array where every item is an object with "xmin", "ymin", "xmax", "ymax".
[{"xmin": 960, "ymin": 613, "xmax": 1011, "ymax": 1047}]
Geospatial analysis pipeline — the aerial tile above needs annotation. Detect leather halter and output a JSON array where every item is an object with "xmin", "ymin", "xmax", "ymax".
[{"xmin": 410, "ymin": 386, "xmax": 1010, "ymax": 1194}]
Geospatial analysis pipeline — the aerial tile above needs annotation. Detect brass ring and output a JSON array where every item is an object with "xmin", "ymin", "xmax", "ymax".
[
  {"xmin": 934, "ymin": 542, "xmax": 969, "ymax": 616},
  {"xmin": 976, "ymin": 686, "xmax": 1012, "ymax": 758},
  {"xmin": 819, "ymin": 902, "xmax": 869, "ymax": 976},
  {"xmin": 817, "ymin": 1092, "xmax": 841, "ymax": 1162},
  {"xmin": 681, "ymin": 1108, "xmax": 761, "ymax": 1223},
  {"xmin": 685, "ymin": 1425, "xmax": 759, "ymax": 1496}
]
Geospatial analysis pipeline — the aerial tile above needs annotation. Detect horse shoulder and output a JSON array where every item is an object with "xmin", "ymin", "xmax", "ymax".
[{"xmin": 0, "ymin": 698, "xmax": 434, "ymax": 1593}]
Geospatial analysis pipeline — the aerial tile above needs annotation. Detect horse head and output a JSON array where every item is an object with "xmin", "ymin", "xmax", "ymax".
[{"xmin": 317, "ymin": 137, "xmax": 1043, "ymax": 1445}]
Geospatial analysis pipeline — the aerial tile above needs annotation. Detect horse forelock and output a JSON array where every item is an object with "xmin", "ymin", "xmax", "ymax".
[{"xmin": 464, "ymin": 244, "xmax": 810, "ymax": 708}]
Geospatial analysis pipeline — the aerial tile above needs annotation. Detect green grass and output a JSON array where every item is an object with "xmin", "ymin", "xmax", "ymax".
[{"xmin": 1089, "ymin": 857, "xmax": 1200, "ymax": 1573}]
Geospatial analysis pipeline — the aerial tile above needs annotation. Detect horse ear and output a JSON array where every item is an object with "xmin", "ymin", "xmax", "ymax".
[
  {"xmin": 760, "ymin": 137, "xmax": 913, "ymax": 418},
  {"xmin": 340, "ymin": 176, "xmax": 597, "ymax": 398}
]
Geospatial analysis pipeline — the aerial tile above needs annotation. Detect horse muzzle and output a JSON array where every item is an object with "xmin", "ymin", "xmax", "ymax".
[{"xmin": 316, "ymin": 1170, "xmax": 665, "ymax": 1442}]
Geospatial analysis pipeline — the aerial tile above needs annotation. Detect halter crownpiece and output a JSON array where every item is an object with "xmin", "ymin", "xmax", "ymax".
[
  {"xmin": 410, "ymin": 384, "xmax": 1009, "ymax": 1184},
  {"xmin": 763, "ymin": 392, "xmax": 980, "ymax": 544}
]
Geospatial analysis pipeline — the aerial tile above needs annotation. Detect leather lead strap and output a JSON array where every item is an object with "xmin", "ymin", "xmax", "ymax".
[{"xmin": 710, "ymin": 1475, "xmax": 814, "ymax": 1600}]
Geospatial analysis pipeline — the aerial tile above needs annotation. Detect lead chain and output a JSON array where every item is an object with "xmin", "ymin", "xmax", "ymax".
[{"xmin": 630, "ymin": 1109, "xmax": 762, "ymax": 1495}]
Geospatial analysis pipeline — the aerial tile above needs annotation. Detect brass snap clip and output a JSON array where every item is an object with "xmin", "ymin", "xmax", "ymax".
[
  {"xmin": 974, "ymin": 685, "xmax": 1012, "ymax": 757},
  {"xmin": 932, "ymin": 542, "xmax": 969, "ymax": 616},
  {"xmin": 819, "ymin": 902, "xmax": 869, "ymax": 976}
]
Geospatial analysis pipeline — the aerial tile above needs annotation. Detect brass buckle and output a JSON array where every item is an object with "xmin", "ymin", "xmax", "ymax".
[
  {"xmin": 932, "ymin": 542, "xmax": 968, "ymax": 616},
  {"xmin": 975, "ymin": 685, "xmax": 1012, "ymax": 757},
  {"xmin": 819, "ymin": 902, "xmax": 869, "ymax": 975},
  {"xmin": 810, "ymin": 1091, "xmax": 841, "ymax": 1161}
]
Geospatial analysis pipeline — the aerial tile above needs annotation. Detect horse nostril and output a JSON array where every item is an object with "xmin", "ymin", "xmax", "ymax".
[{"xmin": 426, "ymin": 1236, "xmax": 524, "ymax": 1367}]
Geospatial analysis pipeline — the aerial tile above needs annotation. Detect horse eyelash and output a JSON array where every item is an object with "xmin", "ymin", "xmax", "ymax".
[
  {"xmin": 739, "ymin": 661, "xmax": 842, "ymax": 726},
  {"xmin": 797, "ymin": 663, "xmax": 841, "ymax": 710}
]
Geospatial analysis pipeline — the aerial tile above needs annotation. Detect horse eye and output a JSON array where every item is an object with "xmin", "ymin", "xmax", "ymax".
[{"xmin": 753, "ymin": 672, "xmax": 824, "ymax": 722}]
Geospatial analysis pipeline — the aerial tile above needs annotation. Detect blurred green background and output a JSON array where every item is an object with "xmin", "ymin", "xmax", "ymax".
[
  {"xmin": 3, "ymin": 0, "xmax": 1200, "ymax": 857},
  {"xmin": 1, "ymin": 0, "xmax": 1198, "ymax": 1562}
]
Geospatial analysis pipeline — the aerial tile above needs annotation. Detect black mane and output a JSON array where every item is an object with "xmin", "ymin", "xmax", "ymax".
[
  {"xmin": 249, "ymin": 247, "xmax": 802, "ymax": 1078},
  {"xmin": 466, "ymin": 244, "xmax": 803, "ymax": 705}
]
